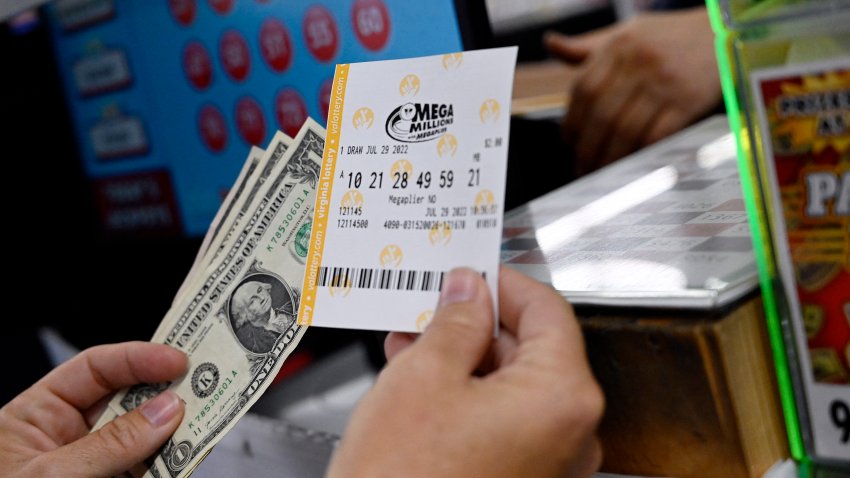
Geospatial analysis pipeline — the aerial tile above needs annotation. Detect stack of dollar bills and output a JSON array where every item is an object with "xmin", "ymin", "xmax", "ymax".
[{"xmin": 94, "ymin": 118, "xmax": 327, "ymax": 478}]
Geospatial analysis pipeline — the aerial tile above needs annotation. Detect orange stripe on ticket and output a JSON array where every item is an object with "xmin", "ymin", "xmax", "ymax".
[{"xmin": 298, "ymin": 63, "xmax": 349, "ymax": 326}]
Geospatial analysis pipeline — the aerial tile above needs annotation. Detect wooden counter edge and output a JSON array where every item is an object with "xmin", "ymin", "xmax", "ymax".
[{"xmin": 578, "ymin": 295, "xmax": 790, "ymax": 477}]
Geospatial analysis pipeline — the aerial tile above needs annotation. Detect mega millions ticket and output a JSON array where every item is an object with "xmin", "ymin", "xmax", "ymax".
[{"xmin": 298, "ymin": 47, "xmax": 517, "ymax": 332}]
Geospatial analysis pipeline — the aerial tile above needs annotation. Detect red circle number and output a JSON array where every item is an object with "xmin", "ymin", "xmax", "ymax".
[
  {"xmin": 207, "ymin": 0, "xmax": 234, "ymax": 15},
  {"xmin": 302, "ymin": 6, "xmax": 339, "ymax": 63},
  {"xmin": 219, "ymin": 30, "xmax": 251, "ymax": 82},
  {"xmin": 352, "ymin": 0, "xmax": 390, "ymax": 51},
  {"xmin": 182, "ymin": 41, "xmax": 213, "ymax": 90},
  {"xmin": 259, "ymin": 19, "xmax": 293, "ymax": 73},
  {"xmin": 235, "ymin": 96, "xmax": 267, "ymax": 146},
  {"xmin": 275, "ymin": 89, "xmax": 308, "ymax": 137},
  {"xmin": 199, "ymin": 104, "xmax": 228, "ymax": 152},
  {"xmin": 318, "ymin": 78, "xmax": 332, "ymax": 121},
  {"xmin": 169, "ymin": 0, "xmax": 196, "ymax": 26}
]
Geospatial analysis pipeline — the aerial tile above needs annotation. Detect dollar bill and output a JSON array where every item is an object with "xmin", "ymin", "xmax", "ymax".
[
  {"xmin": 95, "ymin": 120, "xmax": 325, "ymax": 478},
  {"xmin": 176, "ymin": 146, "xmax": 266, "ymax": 304},
  {"xmin": 174, "ymin": 133, "xmax": 294, "ymax": 305},
  {"xmin": 202, "ymin": 132, "xmax": 294, "ymax": 269},
  {"xmin": 152, "ymin": 130, "xmax": 307, "ymax": 345}
]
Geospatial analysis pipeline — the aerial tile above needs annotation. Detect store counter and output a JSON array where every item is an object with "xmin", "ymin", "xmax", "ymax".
[{"xmin": 502, "ymin": 115, "xmax": 790, "ymax": 477}]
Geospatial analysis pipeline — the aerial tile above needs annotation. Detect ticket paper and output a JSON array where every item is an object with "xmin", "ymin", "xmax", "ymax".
[{"xmin": 298, "ymin": 47, "xmax": 517, "ymax": 332}]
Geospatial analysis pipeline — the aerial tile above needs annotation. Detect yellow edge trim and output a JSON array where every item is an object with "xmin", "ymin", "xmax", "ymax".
[{"xmin": 298, "ymin": 63, "xmax": 350, "ymax": 326}]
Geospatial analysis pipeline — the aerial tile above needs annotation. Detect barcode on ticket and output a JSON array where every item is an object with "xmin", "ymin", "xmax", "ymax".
[{"xmin": 317, "ymin": 266, "xmax": 446, "ymax": 292}]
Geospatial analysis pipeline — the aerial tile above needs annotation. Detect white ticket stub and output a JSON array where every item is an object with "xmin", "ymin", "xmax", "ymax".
[{"xmin": 298, "ymin": 47, "xmax": 517, "ymax": 332}]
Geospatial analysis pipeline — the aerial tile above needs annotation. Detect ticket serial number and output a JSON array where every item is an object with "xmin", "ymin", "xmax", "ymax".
[
  {"xmin": 337, "ymin": 218, "xmax": 369, "ymax": 229},
  {"xmin": 383, "ymin": 219, "xmax": 467, "ymax": 231},
  {"xmin": 339, "ymin": 206, "xmax": 363, "ymax": 216},
  {"xmin": 340, "ymin": 168, "xmax": 481, "ymax": 190},
  {"xmin": 382, "ymin": 218, "xmax": 498, "ymax": 230}
]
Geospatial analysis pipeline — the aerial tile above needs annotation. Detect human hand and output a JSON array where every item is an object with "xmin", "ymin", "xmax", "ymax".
[
  {"xmin": 545, "ymin": 7, "xmax": 721, "ymax": 175},
  {"xmin": 327, "ymin": 267, "xmax": 604, "ymax": 478},
  {"xmin": 0, "ymin": 341, "xmax": 187, "ymax": 477}
]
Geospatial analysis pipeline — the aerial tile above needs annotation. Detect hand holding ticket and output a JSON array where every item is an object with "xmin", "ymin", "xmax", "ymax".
[
  {"xmin": 298, "ymin": 47, "xmax": 518, "ymax": 332},
  {"xmin": 83, "ymin": 47, "xmax": 518, "ymax": 478}
]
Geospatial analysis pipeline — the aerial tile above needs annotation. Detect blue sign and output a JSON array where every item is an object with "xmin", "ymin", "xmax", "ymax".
[{"xmin": 48, "ymin": 0, "xmax": 463, "ymax": 235}]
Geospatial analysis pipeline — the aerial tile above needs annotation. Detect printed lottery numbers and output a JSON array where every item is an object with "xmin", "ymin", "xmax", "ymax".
[
  {"xmin": 438, "ymin": 171, "xmax": 453, "ymax": 188},
  {"xmin": 830, "ymin": 399, "xmax": 850, "ymax": 444},
  {"xmin": 467, "ymin": 168, "xmax": 480, "ymax": 187},
  {"xmin": 343, "ymin": 172, "xmax": 385, "ymax": 189},
  {"xmin": 416, "ymin": 172, "xmax": 430, "ymax": 188},
  {"xmin": 342, "ymin": 170, "xmax": 463, "ymax": 190}
]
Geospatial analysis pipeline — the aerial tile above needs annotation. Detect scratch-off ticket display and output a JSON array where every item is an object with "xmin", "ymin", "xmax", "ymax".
[
  {"xmin": 298, "ymin": 47, "xmax": 517, "ymax": 332},
  {"xmin": 751, "ymin": 59, "xmax": 850, "ymax": 461}
]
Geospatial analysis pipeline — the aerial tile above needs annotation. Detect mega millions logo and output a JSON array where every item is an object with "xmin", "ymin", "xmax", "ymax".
[{"xmin": 386, "ymin": 102, "xmax": 455, "ymax": 143}]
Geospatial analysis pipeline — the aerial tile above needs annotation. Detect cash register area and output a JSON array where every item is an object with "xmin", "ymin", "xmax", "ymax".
[{"xmin": 0, "ymin": 1, "xmax": 827, "ymax": 477}]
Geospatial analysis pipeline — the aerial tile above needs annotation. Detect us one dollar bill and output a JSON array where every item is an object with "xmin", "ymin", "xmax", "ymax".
[
  {"xmin": 94, "ymin": 119, "xmax": 325, "ymax": 478},
  {"xmin": 201, "ymin": 132, "xmax": 295, "ymax": 271},
  {"xmin": 154, "ymin": 128, "xmax": 311, "ymax": 347},
  {"xmin": 176, "ymin": 146, "xmax": 265, "ymax": 304},
  {"xmin": 175, "ymin": 131, "xmax": 293, "ymax": 304},
  {"xmin": 91, "ymin": 132, "xmax": 298, "ymax": 433}
]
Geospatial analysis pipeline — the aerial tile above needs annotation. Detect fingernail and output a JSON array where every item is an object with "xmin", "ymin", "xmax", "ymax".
[
  {"xmin": 140, "ymin": 390, "xmax": 181, "ymax": 427},
  {"xmin": 438, "ymin": 268, "xmax": 478, "ymax": 308}
]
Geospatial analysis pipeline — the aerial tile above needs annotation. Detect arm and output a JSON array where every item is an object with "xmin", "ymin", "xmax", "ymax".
[{"xmin": 545, "ymin": 6, "xmax": 721, "ymax": 175}]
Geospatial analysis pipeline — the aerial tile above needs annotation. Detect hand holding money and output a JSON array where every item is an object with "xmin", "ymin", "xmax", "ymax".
[
  {"xmin": 0, "ymin": 342, "xmax": 187, "ymax": 477},
  {"xmin": 1, "ymin": 267, "xmax": 604, "ymax": 478},
  {"xmin": 74, "ymin": 46, "xmax": 525, "ymax": 477},
  {"xmin": 326, "ymin": 267, "xmax": 605, "ymax": 478},
  {"xmin": 91, "ymin": 120, "xmax": 325, "ymax": 478}
]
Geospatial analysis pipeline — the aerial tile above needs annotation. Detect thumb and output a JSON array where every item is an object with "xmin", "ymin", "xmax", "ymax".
[
  {"xmin": 543, "ymin": 30, "xmax": 602, "ymax": 63},
  {"xmin": 412, "ymin": 268, "xmax": 494, "ymax": 377},
  {"xmin": 47, "ymin": 391, "xmax": 183, "ymax": 477}
]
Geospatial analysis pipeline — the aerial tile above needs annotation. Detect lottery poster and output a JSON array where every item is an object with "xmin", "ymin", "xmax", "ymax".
[
  {"xmin": 750, "ymin": 58, "xmax": 850, "ymax": 461},
  {"xmin": 47, "ymin": 0, "xmax": 463, "ymax": 235}
]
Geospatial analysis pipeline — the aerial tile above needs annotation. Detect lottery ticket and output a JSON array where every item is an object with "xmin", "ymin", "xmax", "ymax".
[{"xmin": 298, "ymin": 47, "xmax": 517, "ymax": 332}]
